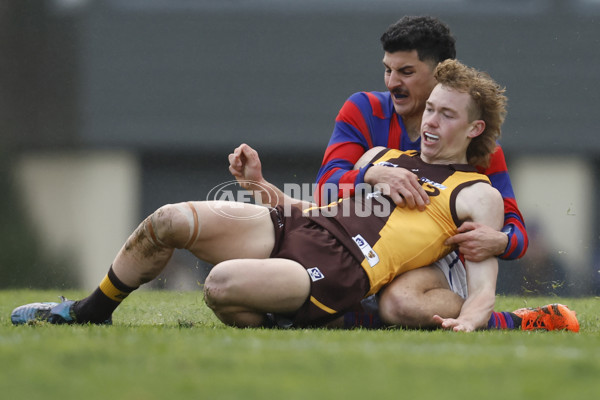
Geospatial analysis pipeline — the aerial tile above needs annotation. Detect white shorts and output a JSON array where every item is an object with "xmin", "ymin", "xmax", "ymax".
[
  {"xmin": 360, "ymin": 251, "xmax": 468, "ymax": 313},
  {"xmin": 434, "ymin": 252, "xmax": 468, "ymax": 299}
]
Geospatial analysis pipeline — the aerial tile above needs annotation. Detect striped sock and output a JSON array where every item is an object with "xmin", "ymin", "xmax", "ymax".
[
  {"xmin": 72, "ymin": 265, "xmax": 138, "ymax": 323},
  {"xmin": 343, "ymin": 311, "xmax": 383, "ymax": 329},
  {"xmin": 487, "ymin": 311, "xmax": 518, "ymax": 330}
]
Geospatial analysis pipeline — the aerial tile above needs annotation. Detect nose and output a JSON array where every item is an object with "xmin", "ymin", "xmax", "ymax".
[
  {"xmin": 423, "ymin": 111, "xmax": 439, "ymax": 127},
  {"xmin": 386, "ymin": 70, "xmax": 403, "ymax": 89}
]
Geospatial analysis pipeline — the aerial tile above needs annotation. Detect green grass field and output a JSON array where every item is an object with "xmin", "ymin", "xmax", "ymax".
[{"xmin": 1, "ymin": 290, "xmax": 598, "ymax": 400}]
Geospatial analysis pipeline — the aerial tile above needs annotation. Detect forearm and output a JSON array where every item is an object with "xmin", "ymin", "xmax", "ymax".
[
  {"xmin": 483, "ymin": 147, "xmax": 529, "ymax": 260},
  {"xmin": 459, "ymin": 257, "xmax": 498, "ymax": 330},
  {"xmin": 315, "ymin": 163, "xmax": 369, "ymax": 205},
  {"xmin": 498, "ymin": 217, "xmax": 528, "ymax": 260},
  {"xmin": 314, "ymin": 97, "xmax": 375, "ymax": 205},
  {"xmin": 245, "ymin": 179, "xmax": 314, "ymax": 210},
  {"xmin": 457, "ymin": 286, "xmax": 496, "ymax": 331},
  {"xmin": 434, "ymin": 259, "xmax": 498, "ymax": 332},
  {"xmin": 443, "ymin": 185, "xmax": 501, "ymax": 331}
]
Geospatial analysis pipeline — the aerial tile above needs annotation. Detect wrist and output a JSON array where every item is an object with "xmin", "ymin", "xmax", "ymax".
[
  {"xmin": 498, "ymin": 225, "xmax": 513, "ymax": 256},
  {"xmin": 361, "ymin": 163, "xmax": 375, "ymax": 185}
]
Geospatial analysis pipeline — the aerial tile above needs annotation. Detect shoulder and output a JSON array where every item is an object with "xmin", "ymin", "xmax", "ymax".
[
  {"xmin": 343, "ymin": 91, "xmax": 392, "ymax": 114},
  {"xmin": 354, "ymin": 146, "xmax": 389, "ymax": 169},
  {"xmin": 346, "ymin": 91, "xmax": 390, "ymax": 102},
  {"xmin": 370, "ymin": 148, "xmax": 416, "ymax": 164},
  {"xmin": 459, "ymin": 181, "xmax": 501, "ymax": 202},
  {"xmin": 354, "ymin": 148, "xmax": 415, "ymax": 169}
]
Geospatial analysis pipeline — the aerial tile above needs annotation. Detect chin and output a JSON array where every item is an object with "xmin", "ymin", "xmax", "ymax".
[{"xmin": 393, "ymin": 103, "xmax": 409, "ymax": 115}]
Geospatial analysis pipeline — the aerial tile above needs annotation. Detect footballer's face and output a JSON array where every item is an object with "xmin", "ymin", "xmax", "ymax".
[
  {"xmin": 420, "ymin": 84, "xmax": 485, "ymax": 165},
  {"xmin": 383, "ymin": 50, "xmax": 438, "ymax": 120}
]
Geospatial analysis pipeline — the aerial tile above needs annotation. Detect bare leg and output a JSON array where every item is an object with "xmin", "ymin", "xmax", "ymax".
[
  {"xmin": 378, "ymin": 265, "xmax": 464, "ymax": 328},
  {"xmin": 12, "ymin": 201, "xmax": 280, "ymax": 325},
  {"xmin": 204, "ymin": 258, "xmax": 310, "ymax": 327},
  {"xmin": 112, "ymin": 201, "xmax": 276, "ymax": 288}
]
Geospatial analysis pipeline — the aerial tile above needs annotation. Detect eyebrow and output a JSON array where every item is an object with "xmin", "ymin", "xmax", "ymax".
[
  {"xmin": 426, "ymin": 100, "xmax": 458, "ymax": 114},
  {"xmin": 382, "ymin": 60, "xmax": 416, "ymax": 72}
]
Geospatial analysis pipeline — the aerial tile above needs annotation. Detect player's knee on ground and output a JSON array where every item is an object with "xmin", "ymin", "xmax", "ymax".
[
  {"xmin": 204, "ymin": 263, "xmax": 263, "ymax": 327},
  {"xmin": 379, "ymin": 285, "xmax": 463, "ymax": 328},
  {"xmin": 378, "ymin": 289, "xmax": 417, "ymax": 326},
  {"xmin": 203, "ymin": 263, "xmax": 235, "ymax": 312},
  {"xmin": 146, "ymin": 202, "xmax": 201, "ymax": 249}
]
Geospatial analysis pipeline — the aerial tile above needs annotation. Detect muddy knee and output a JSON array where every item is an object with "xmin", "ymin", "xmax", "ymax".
[{"xmin": 146, "ymin": 202, "xmax": 201, "ymax": 249}]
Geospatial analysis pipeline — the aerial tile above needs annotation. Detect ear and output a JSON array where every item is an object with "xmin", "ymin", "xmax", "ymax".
[{"xmin": 467, "ymin": 120, "xmax": 485, "ymax": 139}]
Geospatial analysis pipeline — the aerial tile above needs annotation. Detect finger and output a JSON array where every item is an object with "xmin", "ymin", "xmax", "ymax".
[
  {"xmin": 411, "ymin": 180, "xmax": 430, "ymax": 207},
  {"xmin": 239, "ymin": 143, "xmax": 253, "ymax": 156},
  {"xmin": 239, "ymin": 143, "xmax": 256, "ymax": 157},
  {"xmin": 390, "ymin": 192, "xmax": 406, "ymax": 207},
  {"xmin": 456, "ymin": 242, "xmax": 477, "ymax": 256},
  {"xmin": 233, "ymin": 144, "xmax": 244, "ymax": 157},
  {"xmin": 394, "ymin": 184, "xmax": 421, "ymax": 209},
  {"xmin": 445, "ymin": 229, "xmax": 478, "ymax": 246},
  {"xmin": 228, "ymin": 152, "xmax": 239, "ymax": 166},
  {"xmin": 404, "ymin": 179, "xmax": 430, "ymax": 210},
  {"xmin": 228, "ymin": 165, "xmax": 243, "ymax": 178},
  {"xmin": 228, "ymin": 156, "xmax": 243, "ymax": 174},
  {"xmin": 240, "ymin": 145, "xmax": 260, "ymax": 166},
  {"xmin": 441, "ymin": 319, "xmax": 457, "ymax": 329},
  {"xmin": 398, "ymin": 179, "xmax": 420, "ymax": 209},
  {"xmin": 433, "ymin": 315, "xmax": 456, "ymax": 330},
  {"xmin": 399, "ymin": 190, "xmax": 416, "ymax": 208},
  {"xmin": 414, "ymin": 191, "xmax": 428, "ymax": 211},
  {"xmin": 456, "ymin": 221, "xmax": 477, "ymax": 233},
  {"xmin": 462, "ymin": 251, "xmax": 486, "ymax": 263},
  {"xmin": 444, "ymin": 237, "xmax": 455, "ymax": 246},
  {"xmin": 444, "ymin": 232, "xmax": 466, "ymax": 246}
]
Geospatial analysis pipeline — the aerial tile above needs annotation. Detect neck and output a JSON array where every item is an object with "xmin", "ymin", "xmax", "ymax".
[
  {"xmin": 403, "ymin": 115, "xmax": 422, "ymax": 141},
  {"xmin": 420, "ymin": 154, "xmax": 468, "ymax": 165}
]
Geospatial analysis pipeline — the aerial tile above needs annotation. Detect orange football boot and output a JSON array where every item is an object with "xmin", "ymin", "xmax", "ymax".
[{"xmin": 512, "ymin": 303, "xmax": 579, "ymax": 332}]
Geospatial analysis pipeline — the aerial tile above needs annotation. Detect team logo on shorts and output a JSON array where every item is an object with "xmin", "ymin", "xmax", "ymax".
[
  {"xmin": 352, "ymin": 234, "xmax": 379, "ymax": 267},
  {"xmin": 307, "ymin": 267, "xmax": 325, "ymax": 282}
]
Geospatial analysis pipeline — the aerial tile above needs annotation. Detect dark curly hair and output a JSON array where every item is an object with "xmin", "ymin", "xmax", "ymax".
[{"xmin": 380, "ymin": 16, "xmax": 456, "ymax": 65}]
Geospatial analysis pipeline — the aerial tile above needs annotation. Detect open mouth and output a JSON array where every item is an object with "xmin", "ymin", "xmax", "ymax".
[
  {"xmin": 423, "ymin": 132, "xmax": 440, "ymax": 142},
  {"xmin": 391, "ymin": 89, "xmax": 408, "ymax": 99}
]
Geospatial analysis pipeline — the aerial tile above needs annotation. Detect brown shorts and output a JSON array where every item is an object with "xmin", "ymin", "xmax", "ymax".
[{"xmin": 269, "ymin": 206, "xmax": 370, "ymax": 327}]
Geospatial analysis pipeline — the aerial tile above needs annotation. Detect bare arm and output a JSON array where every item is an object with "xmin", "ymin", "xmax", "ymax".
[
  {"xmin": 444, "ymin": 146, "xmax": 528, "ymax": 262},
  {"xmin": 444, "ymin": 221, "xmax": 508, "ymax": 262},
  {"xmin": 353, "ymin": 146, "xmax": 388, "ymax": 169},
  {"xmin": 434, "ymin": 257, "xmax": 498, "ymax": 332},
  {"xmin": 228, "ymin": 144, "xmax": 315, "ymax": 209},
  {"xmin": 434, "ymin": 182, "xmax": 504, "ymax": 332}
]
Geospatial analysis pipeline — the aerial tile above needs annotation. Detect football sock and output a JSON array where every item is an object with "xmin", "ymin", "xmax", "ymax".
[
  {"xmin": 343, "ymin": 311, "xmax": 383, "ymax": 329},
  {"xmin": 487, "ymin": 311, "xmax": 520, "ymax": 330},
  {"xmin": 72, "ymin": 265, "xmax": 138, "ymax": 323}
]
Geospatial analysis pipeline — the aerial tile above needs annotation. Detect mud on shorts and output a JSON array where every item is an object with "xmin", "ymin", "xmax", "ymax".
[{"xmin": 268, "ymin": 206, "xmax": 370, "ymax": 328}]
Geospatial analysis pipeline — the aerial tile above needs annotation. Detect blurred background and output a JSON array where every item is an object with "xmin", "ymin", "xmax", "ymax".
[{"xmin": 1, "ymin": 0, "xmax": 599, "ymax": 296}]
